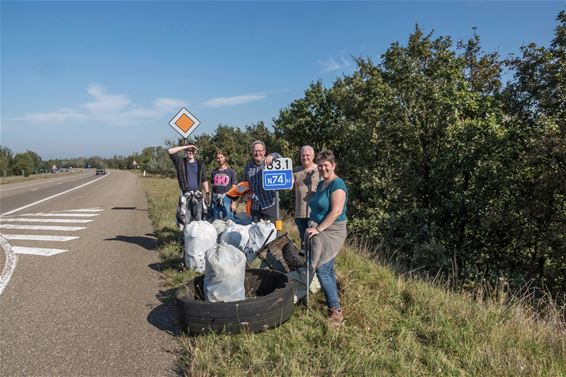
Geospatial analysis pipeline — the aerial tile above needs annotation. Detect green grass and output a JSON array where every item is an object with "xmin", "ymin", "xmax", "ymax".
[{"xmin": 141, "ymin": 175, "xmax": 566, "ymax": 377}]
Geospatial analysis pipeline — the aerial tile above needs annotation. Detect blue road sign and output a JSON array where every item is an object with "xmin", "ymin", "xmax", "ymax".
[{"xmin": 263, "ymin": 170, "xmax": 293, "ymax": 190}]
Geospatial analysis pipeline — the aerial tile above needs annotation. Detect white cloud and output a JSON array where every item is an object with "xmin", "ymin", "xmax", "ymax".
[
  {"xmin": 153, "ymin": 97, "xmax": 187, "ymax": 111},
  {"xmin": 82, "ymin": 83, "xmax": 131, "ymax": 115},
  {"xmin": 13, "ymin": 108, "xmax": 87, "ymax": 124},
  {"xmin": 203, "ymin": 93, "xmax": 266, "ymax": 107},
  {"xmin": 319, "ymin": 55, "xmax": 352, "ymax": 72},
  {"xmin": 13, "ymin": 84, "xmax": 187, "ymax": 127}
]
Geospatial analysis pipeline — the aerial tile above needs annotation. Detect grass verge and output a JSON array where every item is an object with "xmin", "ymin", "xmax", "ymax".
[{"xmin": 141, "ymin": 174, "xmax": 566, "ymax": 377}]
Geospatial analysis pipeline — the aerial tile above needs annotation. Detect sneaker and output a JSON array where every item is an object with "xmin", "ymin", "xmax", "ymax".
[{"xmin": 328, "ymin": 308, "xmax": 344, "ymax": 327}]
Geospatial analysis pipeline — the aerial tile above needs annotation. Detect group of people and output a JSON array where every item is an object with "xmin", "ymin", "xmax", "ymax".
[{"xmin": 168, "ymin": 140, "xmax": 348, "ymax": 327}]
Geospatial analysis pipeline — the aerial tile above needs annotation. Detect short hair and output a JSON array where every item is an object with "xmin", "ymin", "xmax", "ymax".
[
  {"xmin": 316, "ymin": 149, "xmax": 335, "ymax": 164},
  {"xmin": 250, "ymin": 140, "xmax": 266, "ymax": 153},
  {"xmin": 300, "ymin": 145, "xmax": 315, "ymax": 156}
]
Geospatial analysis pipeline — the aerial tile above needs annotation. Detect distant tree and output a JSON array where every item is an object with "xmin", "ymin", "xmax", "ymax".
[
  {"xmin": 13, "ymin": 152, "xmax": 35, "ymax": 176},
  {"xmin": 140, "ymin": 146, "xmax": 174, "ymax": 176},
  {"xmin": 23, "ymin": 150, "xmax": 42, "ymax": 173},
  {"xmin": 0, "ymin": 146, "xmax": 13, "ymax": 176}
]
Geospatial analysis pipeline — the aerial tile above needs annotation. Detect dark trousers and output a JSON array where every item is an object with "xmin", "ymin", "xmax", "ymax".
[
  {"xmin": 251, "ymin": 204, "xmax": 277, "ymax": 223},
  {"xmin": 295, "ymin": 218, "xmax": 309, "ymax": 247}
]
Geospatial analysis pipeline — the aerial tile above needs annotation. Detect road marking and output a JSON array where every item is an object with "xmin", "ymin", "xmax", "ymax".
[
  {"xmin": 0, "ymin": 181, "xmax": 49, "ymax": 192},
  {"xmin": 31, "ymin": 188, "xmax": 39, "ymax": 191},
  {"xmin": 1, "ymin": 218, "xmax": 93, "ymax": 223},
  {"xmin": 2, "ymin": 234, "xmax": 78, "ymax": 241},
  {"xmin": 12, "ymin": 246, "xmax": 67, "ymax": 256},
  {"xmin": 0, "ymin": 224, "xmax": 86, "ymax": 231},
  {"xmin": 21, "ymin": 213, "xmax": 99, "ymax": 217},
  {"xmin": 0, "ymin": 171, "xmax": 109, "ymax": 217},
  {"xmin": 0, "ymin": 235, "xmax": 18, "ymax": 296}
]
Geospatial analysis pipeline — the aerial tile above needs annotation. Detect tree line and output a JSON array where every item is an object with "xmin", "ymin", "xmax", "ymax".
[
  {"xmin": 272, "ymin": 13, "xmax": 565, "ymax": 299},
  {"xmin": 2, "ymin": 12, "xmax": 564, "ymax": 299},
  {"xmin": 0, "ymin": 147, "xmax": 142, "ymax": 176}
]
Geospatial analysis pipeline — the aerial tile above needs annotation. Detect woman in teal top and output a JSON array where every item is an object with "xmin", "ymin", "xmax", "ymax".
[{"xmin": 305, "ymin": 150, "xmax": 348, "ymax": 327}]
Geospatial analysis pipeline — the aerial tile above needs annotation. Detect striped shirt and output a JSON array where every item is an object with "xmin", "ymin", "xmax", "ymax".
[{"xmin": 243, "ymin": 153, "xmax": 281, "ymax": 210}]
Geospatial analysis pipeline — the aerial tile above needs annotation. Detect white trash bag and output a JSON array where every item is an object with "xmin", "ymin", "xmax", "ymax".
[
  {"xmin": 245, "ymin": 220, "xmax": 276, "ymax": 261},
  {"xmin": 204, "ymin": 243, "xmax": 246, "ymax": 302},
  {"xmin": 183, "ymin": 221, "xmax": 217, "ymax": 273},
  {"xmin": 219, "ymin": 223, "xmax": 252, "ymax": 252},
  {"xmin": 211, "ymin": 219, "xmax": 227, "ymax": 238}
]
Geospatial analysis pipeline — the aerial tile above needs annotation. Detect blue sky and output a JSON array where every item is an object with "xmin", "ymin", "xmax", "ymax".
[{"xmin": 1, "ymin": 1, "xmax": 563, "ymax": 159}]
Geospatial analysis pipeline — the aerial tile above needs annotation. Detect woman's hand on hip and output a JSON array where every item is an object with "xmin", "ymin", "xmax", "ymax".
[{"xmin": 305, "ymin": 226, "xmax": 321, "ymax": 238}]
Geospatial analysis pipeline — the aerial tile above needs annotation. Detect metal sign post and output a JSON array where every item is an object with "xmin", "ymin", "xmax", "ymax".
[
  {"xmin": 306, "ymin": 237, "xmax": 310, "ymax": 310},
  {"xmin": 275, "ymin": 191, "xmax": 280, "ymax": 235}
]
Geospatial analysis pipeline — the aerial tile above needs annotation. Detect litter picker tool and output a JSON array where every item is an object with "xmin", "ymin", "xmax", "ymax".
[{"xmin": 305, "ymin": 235, "xmax": 311, "ymax": 310}]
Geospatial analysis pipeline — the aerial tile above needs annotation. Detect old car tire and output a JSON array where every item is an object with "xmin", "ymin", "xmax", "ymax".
[
  {"xmin": 282, "ymin": 240, "xmax": 306, "ymax": 270},
  {"xmin": 176, "ymin": 269, "xmax": 294, "ymax": 335}
]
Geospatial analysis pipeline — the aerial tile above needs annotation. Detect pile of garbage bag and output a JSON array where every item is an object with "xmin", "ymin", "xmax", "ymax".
[
  {"xmin": 183, "ymin": 220, "xmax": 276, "ymax": 302},
  {"xmin": 182, "ymin": 219, "xmax": 320, "ymax": 303}
]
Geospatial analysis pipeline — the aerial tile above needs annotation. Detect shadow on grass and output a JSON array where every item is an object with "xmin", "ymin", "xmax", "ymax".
[
  {"xmin": 149, "ymin": 262, "xmax": 163, "ymax": 272},
  {"xmin": 105, "ymin": 235, "xmax": 156, "ymax": 250}
]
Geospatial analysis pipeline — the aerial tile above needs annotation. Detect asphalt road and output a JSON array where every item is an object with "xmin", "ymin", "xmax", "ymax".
[
  {"xmin": 0, "ymin": 172, "xmax": 99, "ymax": 215},
  {"xmin": 0, "ymin": 170, "xmax": 179, "ymax": 376}
]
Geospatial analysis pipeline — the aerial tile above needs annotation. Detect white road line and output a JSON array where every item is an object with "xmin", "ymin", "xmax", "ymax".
[
  {"xmin": 0, "ymin": 235, "xmax": 18, "ymax": 296},
  {"xmin": 21, "ymin": 213, "xmax": 99, "ymax": 217},
  {"xmin": 1, "ymin": 218, "xmax": 93, "ymax": 223},
  {"xmin": 2, "ymin": 234, "xmax": 78, "ymax": 241},
  {"xmin": 0, "ymin": 171, "xmax": 110, "ymax": 217},
  {"xmin": 31, "ymin": 188, "xmax": 39, "ymax": 191},
  {"xmin": 12, "ymin": 246, "xmax": 67, "ymax": 256},
  {"xmin": 0, "ymin": 224, "xmax": 86, "ymax": 231},
  {"xmin": 63, "ymin": 208, "xmax": 103, "ymax": 212},
  {"xmin": 0, "ymin": 181, "xmax": 49, "ymax": 192}
]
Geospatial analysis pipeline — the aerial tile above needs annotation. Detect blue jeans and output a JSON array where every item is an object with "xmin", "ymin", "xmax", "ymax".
[
  {"xmin": 295, "ymin": 218, "xmax": 309, "ymax": 246},
  {"xmin": 315, "ymin": 258, "xmax": 340, "ymax": 310},
  {"xmin": 211, "ymin": 195, "xmax": 235, "ymax": 221}
]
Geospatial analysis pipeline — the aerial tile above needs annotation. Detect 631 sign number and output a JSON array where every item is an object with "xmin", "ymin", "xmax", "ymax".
[{"xmin": 265, "ymin": 158, "xmax": 292, "ymax": 171}]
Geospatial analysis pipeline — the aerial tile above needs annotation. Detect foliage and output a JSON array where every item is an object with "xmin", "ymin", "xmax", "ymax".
[
  {"xmin": 0, "ymin": 146, "xmax": 13, "ymax": 176},
  {"xmin": 139, "ymin": 146, "xmax": 175, "ymax": 176},
  {"xmin": 273, "ymin": 80, "xmax": 345, "ymax": 164},
  {"xmin": 12, "ymin": 150, "xmax": 40, "ymax": 176},
  {"xmin": 271, "ymin": 17, "xmax": 566, "ymax": 299},
  {"xmin": 498, "ymin": 10, "xmax": 566, "ymax": 295}
]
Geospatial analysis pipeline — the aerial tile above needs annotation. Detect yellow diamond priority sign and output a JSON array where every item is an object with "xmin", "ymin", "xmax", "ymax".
[{"xmin": 169, "ymin": 108, "xmax": 201, "ymax": 138}]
